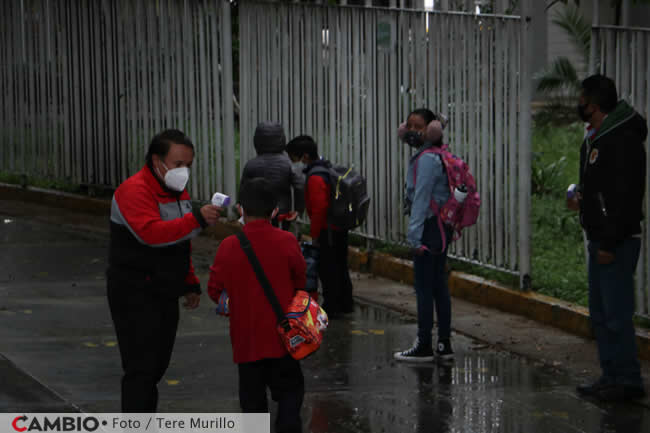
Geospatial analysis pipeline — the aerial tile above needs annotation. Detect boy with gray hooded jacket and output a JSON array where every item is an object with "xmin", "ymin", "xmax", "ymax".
[{"xmin": 240, "ymin": 122, "xmax": 305, "ymax": 230}]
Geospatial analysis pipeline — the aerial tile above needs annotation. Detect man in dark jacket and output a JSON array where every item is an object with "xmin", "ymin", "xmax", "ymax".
[
  {"xmin": 568, "ymin": 75, "xmax": 647, "ymax": 402},
  {"xmin": 240, "ymin": 122, "xmax": 304, "ymax": 230},
  {"xmin": 107, "ymin": 129, "xmax": 220, "ymax": 412}
]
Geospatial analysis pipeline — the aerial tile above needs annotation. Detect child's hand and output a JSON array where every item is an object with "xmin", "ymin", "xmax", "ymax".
[
  {"xmin": 183, "ymin": 292, "xmax": 201, "ymax": 310},
  {"xmin": 285, "ymin": 211, "xmax": 298, "ymax": 221}
]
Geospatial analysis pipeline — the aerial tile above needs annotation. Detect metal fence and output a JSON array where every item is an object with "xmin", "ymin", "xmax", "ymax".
[
  {"xmin": 239, "ymin": 1, "xmax": 531, "ymax": 276},
  {"xmin": 0, "ymin": 0, "xmax": 237, "ymax": 201},
  {"xmin": 592, "ymin": 25, "xmax": 650, "ymax": 318}
]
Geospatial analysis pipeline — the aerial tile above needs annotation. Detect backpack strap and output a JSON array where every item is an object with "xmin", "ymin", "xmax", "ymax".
[{"xmin": 236, "ymin": 232, "xmax": 290, "ymax": 331}]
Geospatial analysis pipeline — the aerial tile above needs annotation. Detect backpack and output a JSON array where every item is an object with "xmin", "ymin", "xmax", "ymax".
[
  {"xmin": 414, "ymin": 144, "xmax": 480, "ymax": 251},
  {"xmin": 308, "ymin": 163, "xmax": 370, "ymax": 230}
]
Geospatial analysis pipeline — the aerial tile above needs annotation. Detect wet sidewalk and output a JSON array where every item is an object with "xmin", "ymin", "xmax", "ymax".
[{"xmin": 1, "ymin": 200, "xmax": 649, "ymax": 432}]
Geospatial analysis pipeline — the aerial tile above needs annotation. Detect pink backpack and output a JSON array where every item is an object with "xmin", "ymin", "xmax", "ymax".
[{"xmin": 414, "ymin": 144, "xmax": 481, "ymax": 252}]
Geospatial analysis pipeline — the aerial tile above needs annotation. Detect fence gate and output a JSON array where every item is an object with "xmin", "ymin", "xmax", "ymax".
[
  {"xmin": 592, "ymin": 25, "xmax": 650, "ymax": 318},
  {"xmin": 239, "ymin": 1, "xmax": 531, "ymax": 277},
  {"xmin": 0, "ymin": 0, "xmax": 237, "ymax": 201}
]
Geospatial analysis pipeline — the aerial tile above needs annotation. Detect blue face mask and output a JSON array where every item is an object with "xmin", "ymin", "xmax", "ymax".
[{"xmin": 402, "ymin": 131, "xmax": 424, "ymax": 148}]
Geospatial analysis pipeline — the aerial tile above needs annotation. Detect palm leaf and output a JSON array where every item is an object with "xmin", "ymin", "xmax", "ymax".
[
  {"xmin": 535, "ymin": 57, "xmax": 581, "ymax": 94},
  {"xmin": 552, "ymin": 3, "xmax": 591, "ymax": 64}
]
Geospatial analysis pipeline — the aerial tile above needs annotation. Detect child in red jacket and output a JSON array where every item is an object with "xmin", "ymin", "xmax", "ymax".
[
  {"xmin": 287, "ymin": 136, "xmax": 354, "ymax": 318},
  {"xmin": 208, "ymin": 177, "xmax": 307, "ymax": 433}
]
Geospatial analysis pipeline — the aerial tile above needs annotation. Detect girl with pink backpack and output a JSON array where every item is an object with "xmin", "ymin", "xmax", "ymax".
[{"xmin": 393, "ymin": 108, "xmax": 480, "ymax": 364}]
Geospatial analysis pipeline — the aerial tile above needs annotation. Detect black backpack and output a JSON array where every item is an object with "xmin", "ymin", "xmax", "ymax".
[{"xmin": 308, "ymin": 163, "xmax": 370, "ymax": 230}]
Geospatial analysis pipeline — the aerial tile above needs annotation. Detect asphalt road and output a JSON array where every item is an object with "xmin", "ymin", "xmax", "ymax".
[{"xmin": 1, "ymin": 206, "xmax": 648, "ymax": 432}]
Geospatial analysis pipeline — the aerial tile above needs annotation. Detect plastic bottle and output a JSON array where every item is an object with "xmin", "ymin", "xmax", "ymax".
[{"xmin": 454, "ymin": 184, "xmax": 468, "ymax": 203}]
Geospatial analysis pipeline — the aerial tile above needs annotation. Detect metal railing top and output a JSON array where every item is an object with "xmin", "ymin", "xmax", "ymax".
[
  {"xmin": 593, "ymin": 24, "xmax": 650, "ymax": 32},
  {"xmin": 244, "ymin": 0, "xmax": 522, "ymax": 21}
]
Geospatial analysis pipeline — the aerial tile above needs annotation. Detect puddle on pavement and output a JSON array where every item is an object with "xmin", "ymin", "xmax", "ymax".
[{"xmin": 299, "ymin": 303, "xmax": 649, "ymax": 433}]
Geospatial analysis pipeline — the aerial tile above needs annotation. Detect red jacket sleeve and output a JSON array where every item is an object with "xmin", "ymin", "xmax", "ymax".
[
  {"xmin": 306, "ymin": 175, "xmax": 330, "ymax": 239},
  {"xmin": 114, "ymin": 183, "xmax": 201, "ymax": 246},
  {"xmin": 208, "ymin": 237, "xmax": 231, "ymax": 303}
]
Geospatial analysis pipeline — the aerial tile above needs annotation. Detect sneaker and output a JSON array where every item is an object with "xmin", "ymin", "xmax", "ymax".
[
  {"xmin": 394, "ymin": 340, "xmax": 434, "ymax": 363},
  {"xmin": 436, "ymin": 339, "xmax": 454, "ymax": 362}
]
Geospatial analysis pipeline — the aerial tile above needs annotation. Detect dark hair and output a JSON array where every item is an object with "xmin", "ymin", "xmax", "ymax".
[
  {"xmin": 408, "ymin": 108, "xmax": 436, "ymax": 125},
  {"xmin": 581, "ymin": 75, "xmax": 618, "ymax": 113},
  {"xmin": 239, "ymin": 177, "xmax": 278, "ymax": 218},
  {"xmin": 286, "ymin": 135, "xmax": 319, "ymax": 160},
  {"xmin": 146, "ymin": 129, "xmax": 195, "ymax": 166}
]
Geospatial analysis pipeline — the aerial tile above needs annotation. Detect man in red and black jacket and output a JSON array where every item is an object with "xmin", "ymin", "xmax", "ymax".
[
  {"xmin": 287, "ymin": 136, "xmax": 354, "ymax": 318},
  {"xmin": 107, "ymin": 129, "xmax": 220, "ymax": 412}
]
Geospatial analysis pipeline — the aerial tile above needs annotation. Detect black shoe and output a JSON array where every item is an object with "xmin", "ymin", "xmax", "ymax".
[
  {"xmin": 394, "ymin": 339, "xmax": 434, "ymax": 363},
  {"xmin": 576, "ymin": 377, "xmax": 611, "ymax": 396},
  {"xmin": 595, "ymin": 384, "xmax": 646, "ymax": 402},
  {"xmin": 436, "ymin": 339, "xmax": 454, "ymax": 363}
]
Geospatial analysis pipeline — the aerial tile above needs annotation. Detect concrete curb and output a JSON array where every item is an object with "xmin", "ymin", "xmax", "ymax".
[
  {"xmin": 347, "ymin": 247, "xmax": 650, "ymax": 361},
  {"xmin": 3, "ymin": 182, "xmax": 649, "ymax": 360}
]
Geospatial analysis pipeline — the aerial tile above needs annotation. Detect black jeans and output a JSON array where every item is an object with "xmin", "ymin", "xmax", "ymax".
[
  {"xmin": 318, "ymin": 229, "xmax": 354, "ymax": 315},
  {"xmin": 107, "ymin": 281, "xmax": 179, "ymax": 412},
  {"xmin": 238, "ymin": 356, "xmax": 304, "ymax": 433}
]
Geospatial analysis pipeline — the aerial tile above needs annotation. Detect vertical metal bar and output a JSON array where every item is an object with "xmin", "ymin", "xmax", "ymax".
[
  {"xmin": 390, "ymin": 12, "xmax": 399, "ymax": 242},
  {"xmin": 92, "ymin": 0, "xmax": 104, "ymax": 185},
  {"xmin": 129, "ymin": 0, "xmax": 140, "ymax": 174},
  {"xmin": 186, "ymin": 1, "xmax": 198, "ymax": 194},
  {"xmin": 519, "ymin": 0, "xmax": 533, "ymax": 288},
  {"xmin": 117, "ymin": 0, "xmax": 127, "ymax": 181},
  {"xmin": 364, "ymin": 9, "xmax": 375, "ymax": 237},
  {"xmin": 328, "ymin": 7, "xmax": 337, "ymax": 160},
  {"xmin": 589, "ymin": 1, "xmax": 599, "ymax": 75},
  {"xmin": 17, "ymin": 0, "xmax": 26, "ymax": 175},
  {"xmin": 377, "ymin": 13, "xmax": 387, "ymax": 239},
  {"xmin": 151, "ymin": 1, "xmax": 162, "ymax": 138},
  {"xmin": 495, "ymin": 18, "xmax": 504, "ymax": 268},
  {"xmin": 480, "ymin": 19, "xmax": 489, "ymax": 263},
  {"xmin": 26, "ymin": 1, "xmax": 36, "ymax": 177},
  {"xmin": 352, "ymin": 8, "xmax": 361, "ymax": 189},
  {"xmin": 239, "ymin": 1, "xmax": 250, "ymax": 177},
  {"xmin": 209, "ymin": 0, "xmax": 222, "ymax": 194},
  {"xmin": 36, "ymin": 0, "xmax": 46, "ymax": 178},
  {"xmin": 645, "ymin": 32, "xmax": 650, "ymax": 316},
  {"xmin": 509, "ymin": 20, "xmax": 518, "ymax": 269},
  {"xmin": 0, "ymin": 2, "xmax": 7, "ymax": 170},
  {"xmin": 6, "ymin": 0, "xmax": 16, "ymax": 172},
  {"xmin": 221, "ymin": 0, "xmax": 236, "ymax": 199},
  {"xmin": 106, "ymin": 0, "xmax": 117, "ymax": 185},
  {"xmin": 44, "ymin": 0, "xmax": 54, "ymax": 178},
  {"xmin": 197, "ymin": 1, "xmax": 209, "ymax": 201}
]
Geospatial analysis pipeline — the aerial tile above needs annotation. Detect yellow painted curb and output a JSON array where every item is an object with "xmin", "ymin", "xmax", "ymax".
[
  {"xmin": 349, "ymin": 245, "xmax": 650, "ymax": 361},
  {"xmin": 4, "ymin": 183, "xmax": 650, "ymax": 360}
]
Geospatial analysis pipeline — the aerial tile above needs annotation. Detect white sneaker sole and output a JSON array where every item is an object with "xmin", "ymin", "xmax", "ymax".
[{"xmin": 394, "ymin": 352, "xmax": 435, "ymax": 362}]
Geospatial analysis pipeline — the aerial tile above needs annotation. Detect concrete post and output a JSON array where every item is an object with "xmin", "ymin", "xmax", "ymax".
[{"xmin": 519, "ymin": 0, "xmax": 533, "ymax": 290}]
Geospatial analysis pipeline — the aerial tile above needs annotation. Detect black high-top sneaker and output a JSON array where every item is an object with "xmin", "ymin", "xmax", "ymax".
[{"xmin": 394, "ymin": 339, "xmax": 434, "ymax": 363}]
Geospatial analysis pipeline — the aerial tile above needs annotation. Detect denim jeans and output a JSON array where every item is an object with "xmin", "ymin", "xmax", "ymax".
[
  {"xmin": 588, "ymin": 238, "xmax": 642, "ymax": 387},
  {"xmin": 413, "ymin": 217, "xmax": 452, "ymax": 347}
]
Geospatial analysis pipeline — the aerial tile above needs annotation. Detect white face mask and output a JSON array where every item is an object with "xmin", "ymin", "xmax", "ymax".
[{"xmin": 158, "ymin": 161, "xmax": 190, "ymax": 192}]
